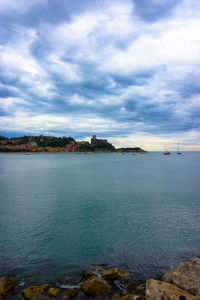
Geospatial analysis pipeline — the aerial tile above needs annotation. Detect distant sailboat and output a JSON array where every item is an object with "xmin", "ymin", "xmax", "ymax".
[
  {"xmin": 163, "ymin": 145, "xmax": 170, "ymax": 155},
  {"xmin": 177, "ymin": 143, "xmax": 181, "ymax": 155}
]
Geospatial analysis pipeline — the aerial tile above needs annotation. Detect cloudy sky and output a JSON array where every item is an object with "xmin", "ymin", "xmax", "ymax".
[{"xmin": 0, "ymin": 0, "xmax": 200, "ymax": 150}]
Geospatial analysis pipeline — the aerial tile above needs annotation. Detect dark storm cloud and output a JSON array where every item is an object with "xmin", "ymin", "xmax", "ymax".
[
  {"xmin": 132, "ymin": 0, "xmax": 180, "ymax": 22},
  {"xmin": 0, "ymin": 0, "xmax": 103, "ymax": 29}
]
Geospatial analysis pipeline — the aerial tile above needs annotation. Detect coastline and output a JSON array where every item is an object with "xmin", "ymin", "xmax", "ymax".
[
  {"xmin": 0, "ymin": 135, "xmax": 147, "ymax": 154},
  {"xmin": 1, "ymin": 256, "xmax": 200, "ymax": 299}
]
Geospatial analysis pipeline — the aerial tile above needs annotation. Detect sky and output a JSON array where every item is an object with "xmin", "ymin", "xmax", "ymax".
[{"xmin": 0, "ymin": 0, "xmax": 200, "ymax": 150}]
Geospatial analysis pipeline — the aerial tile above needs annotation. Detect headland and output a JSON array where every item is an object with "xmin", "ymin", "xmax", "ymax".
[{"xmin": 0, "ymin": 135, "xmax": 147, "ymax": 153}]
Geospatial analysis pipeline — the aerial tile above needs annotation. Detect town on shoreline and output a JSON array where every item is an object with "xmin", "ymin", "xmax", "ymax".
[{"xmin": 0, "ymin": 135, "xmax": 147, "ymax": 153}]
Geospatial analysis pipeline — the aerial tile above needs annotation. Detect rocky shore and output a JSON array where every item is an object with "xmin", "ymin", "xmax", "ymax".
[{"xmin": 1, "ymin": 256, "xmax": 200, "ymax": 299}]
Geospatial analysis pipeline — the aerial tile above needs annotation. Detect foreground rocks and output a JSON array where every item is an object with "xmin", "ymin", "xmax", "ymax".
[
  {"xmin": 62, "ymin": 288, "xmax": 78, "ymax": 299},
  {"xmin": 102, "ymin": 268, "xmax": 126, "ymax": 281},
  {"xmin": 0, "ymin": 269, "xmax": 141, "ymax": 299},
  {"xmin": 146, "ymin": 256, "xmax": 200, "ymax": 299},
  {"xmin": 146, "ymin": 279, "xmax": 197, "ymax": 300},
  {"xmin": 48, "ymin": 287, "xmax": 60, "ymax": 296},
  {"xmin": 161, "ymin": 269, "xmax": 175, "ymax": 283},
  {"xmin": 82, "ymin": 270, "xmax": 98, "ymax": 279},
  {"xmin": 81, "ymin": 276, "xmax": 111, "ymax": 297},
  {"xmin": 2, "ymin": 256, "xmax": 200, "ymax": 299},
  {"xmin": 23, "ymin": 284, "xmax": 50, "ymax": 298},
  {"xmin": 0, "ymin": 276, "xmax": 14, "ymax": 296},
  {"xmin": 171, "ymin": 258, "xmax": 200, "ymax": 295},
  {"xmin": 31, "ymin": 293, "xmax": 50, "ymax": 300}
]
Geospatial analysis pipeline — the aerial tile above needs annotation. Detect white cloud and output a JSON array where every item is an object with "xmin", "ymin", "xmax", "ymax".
[
  {"xmin": 66, "ymin": 94, "xmax": 94, "ymax": 106},
  {"xmin": 1, "ymin": 45, "xmax": 41, "ymax": 76},
  {"xmin": 108, "ymin": 130, "xmax": 200, "ymax": 151},
  {"xmin": 0, "ymin": 0, "xmax": 200, "ymax": 150},
  {"xmin": 99, "ymin": 16, "xmax": 200, "ymax": 75},
  {"xmin": 47, "ymin": 56, "xmax": 82, "ymax": 83},
  {"xmin": 0, "ymin": 112, "xmax": 129, "ymax": 135},
  {"xmin": 0, "ymin": 97, "xmax": 32, "ymax": 112}
]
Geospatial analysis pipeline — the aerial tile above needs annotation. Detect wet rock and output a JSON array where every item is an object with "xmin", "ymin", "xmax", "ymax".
[
  {"xmin": 135, "ymin": 285, "xmax": 145, "ymax": 295},
  {"xmin": 132, "ymin": 296, "xmax": 146, "ymax": 300},
  {"xmin": 126, "ymin": 281, "xmax": 141, "ymax": 290},
  {"xmin": 193, "ymin": 255, "xmax": 200, "ymax": 261},
  {"xmin": 111, "ymin": 293, "xmax": 120, "ymax": 300},
  {"xmin": 92, "ymin": 264, "xmax": 107, "ymax": 271},
  {"xmin": 81, "ymin": 276, "xmax": 111, "ymax": 297},
  {"xmin": 146, "ymin": 278, "xmax": 197, "ymax": 300},
  {"xmin": 121, "ymin": 295, "xmax": 134, "ymax": 300},
  {"xmin": 0, "ymin": 276, "xmax": 14, "ymax": 296},
  {"xmin": 48, "ymin": 287, "xmax": 60, "ymax": 296},
  {"xmin": 162, "ymin": 269, "xmax": 174, "ymax": 283},
  {"xmin": 171, "ymin": 258, "xmax": 200, "ymax": 295},
  {"xmin": 92, "ymin": 264, "xmax": 101, "ymax": 271},
  {"xmin": 31, "ymin": 293, "xmax": 50, "ymax": 300},
  {"xmin": 23, "ymin": 284, "xmax": 49, "ymax": 299},
  {"xmin": 102, "ymin": 268, "xmax": 126, "ymax": 281},
  {"xmin": 122, "ymin": 290, "xmax": 128, "ymax": 295},
  {"xmin": 56, "ymin": 275, "xmax": 81, "ymax": 287},
  {"xmin": 62, "ymin": 288, "xmax": 78, "ymax": 299},
  {"xmin": 82, "ymin": 270, "xmax": 98, "ymax": 279}
]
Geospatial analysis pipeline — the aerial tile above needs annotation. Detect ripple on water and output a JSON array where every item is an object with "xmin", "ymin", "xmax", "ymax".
[{"xmin": 0, "ymin": 152, "xmax": 200, "ymax": 283}]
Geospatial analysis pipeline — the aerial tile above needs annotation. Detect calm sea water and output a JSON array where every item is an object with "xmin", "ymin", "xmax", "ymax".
[{"xmin": 0, "ymin": 152, "xmax": 200, "ymax": 284}]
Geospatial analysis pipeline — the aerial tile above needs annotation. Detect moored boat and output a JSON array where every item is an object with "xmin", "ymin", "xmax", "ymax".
[
  {"xmin": 177, "ymin": 143, "xmax": 181, "ymax": 154},
  {"xmin": 163, "ymin": 145, "xmax": 170, "ymax": 155}
]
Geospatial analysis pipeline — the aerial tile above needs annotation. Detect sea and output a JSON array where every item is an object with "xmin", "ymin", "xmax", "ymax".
[{"xmin": 0, "ymin": 152, "xmax": 200, "ymax": 286}]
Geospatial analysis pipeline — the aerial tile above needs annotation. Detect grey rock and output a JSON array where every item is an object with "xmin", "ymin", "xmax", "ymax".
[
  {"xmin": 146, "ymin": 279, "xmax": 197, "ymax": 300},
  {"xmin": 31, "ymin": 293, "xmax": 50, "ymax": 300},
  {"xmin": 172, "ymin": 258, "xmax": 200, "ymax": 295}
]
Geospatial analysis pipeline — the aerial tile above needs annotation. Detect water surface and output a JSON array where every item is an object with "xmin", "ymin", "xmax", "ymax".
[{"xmin": 0, "ymin": 152, "xmax": 200, "ymax": 284}]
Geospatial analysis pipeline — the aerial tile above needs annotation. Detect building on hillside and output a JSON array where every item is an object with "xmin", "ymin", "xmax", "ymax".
[
  {"xmin": 28, "ymin": 141, "xmax": 38, "ymax": 147},
  {"xmin": 91, "ymin": 135, "xmax": 108, "ymax": 146}
]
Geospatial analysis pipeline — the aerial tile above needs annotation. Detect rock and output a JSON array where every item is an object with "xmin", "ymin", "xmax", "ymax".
[
  {"xmin": 0, "ymin": 276, "xmax": 14, "ymax": 296},
  {"xmin": 48, "ymin": 287, "xmax": 60, "ymax": 296},
  {"xmin": 122, "ymin": 290, "xmax": 128, "ymax": 295},
  {"xmin": 81, "ymin": 276, "xmax": 111, "ymax": 297},
  {"xmin": 82, "ymin": 270, "xmax": 98, "ymax": 278},
  {"xmin": 194, "ymin": 255, "xmax": 200, "ymax": 262},
  {"xmin": 162, "ymin": 270, "xmax": 174, "ymax": 283},
  {"xmin": 56, "ymin": 275, "xmax": 81, "ymax": 287},
  {"xmin": 23, "ymin": 284, "xmax": 50, "ymax": 299},
  {"xmin": 132, "ymin": 296, "xmax": 146, "ymax": 300},
  {"xmin": 92, "ymin": 264, "xmax": 102, "ymax": 271},
  {"xmin": 133, "ymin": 296, "xmax": 146, "ymax": 300},
  {"xmin": 62, "ymin": 288, "xmax": 78, "ymax": 299},
  {"xmin": 121, "ymin": 295, "xmax": 134, "ymax": 300},
  {"xmin": 102, "ymin": 268, "xmax": 126, "ymax": 281},
  {"xmin": 31, "ymin": 293, "xmax": 50, "ymax": 300},
  {"xmin": 126, "ymin": 281, "xmax": 141, "ymax": 290},
  {"xmin": 111, "ymin": 293, "xmax": 120, "ymax": 300},
  {"xmin": 135, "ymin": 285, "xmax": 145, "ymax": 295},
  {"xmin": 146, "ymin": 278, "xmax": 197, "ymax": 299},
  {"xmin": 171, "ymin": 258, "xmax": 200, "ymax": 295}
]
